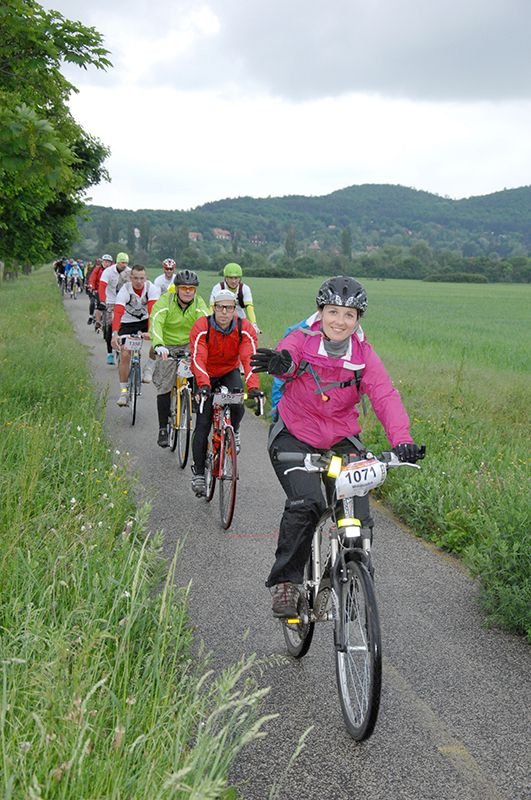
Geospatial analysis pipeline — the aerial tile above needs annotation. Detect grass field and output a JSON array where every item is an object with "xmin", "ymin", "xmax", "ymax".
[{"xmin": 186, "ymin": 273, "xmax": 530, "ymax": 637}]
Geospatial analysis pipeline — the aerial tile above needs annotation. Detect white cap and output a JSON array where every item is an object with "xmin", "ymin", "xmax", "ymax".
[{"xmin": 212, "ymin": 288, "xmax": 236, "ymax": 305}]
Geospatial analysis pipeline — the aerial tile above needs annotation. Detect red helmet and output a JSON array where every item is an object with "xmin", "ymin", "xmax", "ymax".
[{"xmin": 162, "ymin": 258, "xmax": 176, "ymax": 270}]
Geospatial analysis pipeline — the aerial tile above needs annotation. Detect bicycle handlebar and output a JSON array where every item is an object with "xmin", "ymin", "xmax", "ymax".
[{"xmin": 275, "ymin": 449, "xmax": 424, "ymax": 471}]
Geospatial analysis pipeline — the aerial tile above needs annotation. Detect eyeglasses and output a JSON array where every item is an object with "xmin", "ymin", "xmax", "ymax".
[
  {"xmin": 176, "ymin": 285, "xmax": 196, "ymax": 292},
  {"xmin": 214, "ymin": 303, "xmax": 236, "ymax": 312}
]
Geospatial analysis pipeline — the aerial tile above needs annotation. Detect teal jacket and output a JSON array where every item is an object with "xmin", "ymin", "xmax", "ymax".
[{"xmin": 150, "ymin": 289, "xmax": 209, "ymax": 347}]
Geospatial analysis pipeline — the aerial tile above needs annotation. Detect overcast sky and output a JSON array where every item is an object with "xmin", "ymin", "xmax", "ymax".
[{"xmin": 42, "ymin": 0, "xmax": 531, "ymax": 211}]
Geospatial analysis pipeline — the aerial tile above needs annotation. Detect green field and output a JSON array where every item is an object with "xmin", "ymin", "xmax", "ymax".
[{"xmin": 202, "ymin": 274, "xmax": 530, "ymax": 636}]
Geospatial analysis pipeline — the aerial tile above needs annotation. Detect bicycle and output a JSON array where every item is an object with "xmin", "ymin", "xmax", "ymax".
[
  {"xmin": 117, "ymin": 333, "xmax": 144, "ymax": 425},
  {"xmin": 275, "ymin": 446, "xmax": 424, "ymax": 741},
  {"xmin": 167, "ymin": 350, "xmax": 193, "ymax": 468},
  {"xmin": 200, "ymin": 387, "xmax": 265, "ymax": 529}
]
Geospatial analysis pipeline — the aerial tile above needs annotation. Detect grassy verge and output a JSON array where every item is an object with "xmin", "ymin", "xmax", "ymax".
[
  {"xmin": 0, "ymin": 270, "xmax": 271, "ymax": 798},
  {"xmin": 250, "ymin": 276, "xmax": 531, "ymax": 638}
]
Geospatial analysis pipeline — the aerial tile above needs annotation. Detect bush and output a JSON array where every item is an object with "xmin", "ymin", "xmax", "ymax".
[{"xmin": 424, "ymin": 272, "xmax": 488, "ymax": 283}]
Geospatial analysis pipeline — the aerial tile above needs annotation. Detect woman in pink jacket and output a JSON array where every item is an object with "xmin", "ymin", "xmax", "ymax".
[{"xmin": 251, "ymin": 276, "xmax": 424, "ymax": 618}]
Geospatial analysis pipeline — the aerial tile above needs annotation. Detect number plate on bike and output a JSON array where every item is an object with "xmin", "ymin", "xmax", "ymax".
[
  {"xmin": 177, "ymin": 360, "xmax": 193, "ymax": 378},
  {"xmin": 335, "ymin": 458, "xmax": 386, "ymax": 498},
  {"xmin": 212, "ymin": 392, "xmax": 244, "ymax": 405},
  {"xmin": 124, "ymin": 337, "xmax": 143, "ymax": 351}
]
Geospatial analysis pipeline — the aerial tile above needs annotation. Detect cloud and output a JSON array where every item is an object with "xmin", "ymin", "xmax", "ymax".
[{"xmin": 48, "ymin": 0, "xmax": 531, "ymax": 101}]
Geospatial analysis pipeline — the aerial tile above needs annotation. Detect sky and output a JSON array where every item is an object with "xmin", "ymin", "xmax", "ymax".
[{"xmin": 42, "ymin": 0, "xmax": 531, "ymax": 211}]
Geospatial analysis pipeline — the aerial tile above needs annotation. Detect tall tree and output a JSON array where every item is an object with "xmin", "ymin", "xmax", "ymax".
[
  {"xmin": 341, "ymin": 225, "xmax": 353, "ymax": 260},
  {"xmin": 0, "ymin": 0, "xmax": 111, "ymax": 268},
  {"xmin": 284, "ymin": 225, "xmax": 297, "ymax": 259}
]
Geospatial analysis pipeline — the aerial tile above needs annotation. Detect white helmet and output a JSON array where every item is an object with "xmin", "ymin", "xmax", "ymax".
[{"xmin": 102, "ymin": 254, "xmax": 113, "ymax": 262}]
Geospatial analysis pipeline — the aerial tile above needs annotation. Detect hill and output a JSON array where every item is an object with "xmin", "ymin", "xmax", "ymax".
[{"xmin": 75, "ymin": 183, "xmax": 531, "ymax": 281}]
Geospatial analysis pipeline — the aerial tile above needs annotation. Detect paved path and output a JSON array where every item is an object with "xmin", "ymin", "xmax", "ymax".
[{"xmin": 67, "ymin": 295, "xmax": 530, "ymax": 800}]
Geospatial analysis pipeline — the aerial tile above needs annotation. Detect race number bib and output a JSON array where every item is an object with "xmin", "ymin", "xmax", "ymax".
[{"xmin": 335, "ymin": 458, "xmax": 387, "ymax": 499}]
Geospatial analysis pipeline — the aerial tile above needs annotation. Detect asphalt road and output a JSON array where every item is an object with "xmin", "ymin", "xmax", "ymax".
[{"xmin": 66, "ymin": 294, "xmax": 530, "ymax": 800}]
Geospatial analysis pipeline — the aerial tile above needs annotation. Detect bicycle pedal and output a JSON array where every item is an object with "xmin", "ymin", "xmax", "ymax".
[{"xmin": 286, "ymin": 617, "xmax": 301, "ymax": 625}]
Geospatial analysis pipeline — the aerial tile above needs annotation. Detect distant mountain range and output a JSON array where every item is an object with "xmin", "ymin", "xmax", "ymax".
[{"xmin": 80, "ymin": 183, "xmax": 531, "ymax": 256}]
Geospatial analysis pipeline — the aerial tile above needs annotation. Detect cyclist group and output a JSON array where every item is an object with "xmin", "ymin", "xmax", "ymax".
[{"xmin": 60, "ymin": 257, "xmax": 425, "ymax": 619}]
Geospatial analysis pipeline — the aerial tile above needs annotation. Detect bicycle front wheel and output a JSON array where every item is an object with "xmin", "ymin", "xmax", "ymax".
[
  {"xmin": 219, "ymin": 427, "xmax": 237, "ymax": 529},
  {"xmin": 129, "ymin": 362, "xmax": 140, "ymax": 425},
  {"xmin": 334, "ymin": 557, "xmax": 381, "ymax": 741},
  {"xmin": 177, "ymin": 387, "xmax": 191, "ymax": 468}
]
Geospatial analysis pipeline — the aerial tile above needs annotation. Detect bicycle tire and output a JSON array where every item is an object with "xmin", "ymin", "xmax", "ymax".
[
  {"xmin": 335, "ymin": 557, "xmax": 382, "ymax": 741},
  {"xmin": 219, "ymin": 426, "xmax": 237, "ymax": 529},
  {"xmin": 282, "ymin": 558, "xmax": 315, "ymax": 658},
  {"xmin": 169, "ymin": 385, "xmax": 178, "ymax": 452},
  {"xmin": 177, "ymin": 386, "xmax": 191, "ymax": 468},
  {"xmin": 205, "ymin": 441, "xmax": 216, "ymax": 502},
  {"xmin": 129, "ymin": 361, "xmax": 139, "ymax": 425}
]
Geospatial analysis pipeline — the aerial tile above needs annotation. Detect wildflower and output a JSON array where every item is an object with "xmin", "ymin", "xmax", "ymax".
[
  {"xmin": 20, "ymin": 741, "xmax": 32, "ymax": 753},
  {"xmin": 126, "ymin": 696, "xmax": 136, "ymax": 705},
  {"xmin": 121, "ymin": 590, "xmax": 131, "ymax": 598},
  {"xmin": 77, "ymin": 426, "xmax": 81, "ymax": 432},
  {"xmin": 109, "ymin": 502, "xmax": 114, "ymax": 509},
  {"xmin": 70, "ymin": 498, "xmax": 76, "ymax": 505},
  {"xmin": 115, "ymin": 449, "xmax": 120, "ymax": 455}
]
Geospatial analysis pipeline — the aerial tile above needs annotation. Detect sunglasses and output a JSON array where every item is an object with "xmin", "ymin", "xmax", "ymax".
[
  {"xmin": 176, "ymin": 285, "xmax": 196, "ymax": 292},
  {"xmin": 214, "ymin": 303, "xmax": 236, "ymax": 312},
  {"xmin": 163, "ymin": 267, "xmax": 174, "ymax": 272}
]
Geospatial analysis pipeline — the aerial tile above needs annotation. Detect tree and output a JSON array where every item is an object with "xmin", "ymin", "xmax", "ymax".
[
  {"xmin": 0, "ymin": 0, "xmax": 111, "ymax": 269},
  {"xmin": 285, "ymin": 226, "xmax": 297, "ymax": 259},
  {"xmin": 341, "ymin": 225, "xmax": 352, "ymax": 260}
]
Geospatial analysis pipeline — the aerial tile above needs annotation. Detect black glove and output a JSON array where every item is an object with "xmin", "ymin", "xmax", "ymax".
[
  {"xmin": 247, "ymin": 388, "xmax": 263, "ymax": 399},
  {"xmin": 251, "ymin": 348, "xmax": 293, "ymax": 375},
  {"xmin": 393, "ymin": 443, "xmax": 426, "ymax": 463},
  {"xmin": 197, "ymin": 386, "xmax": 211, "ymax": 399}
]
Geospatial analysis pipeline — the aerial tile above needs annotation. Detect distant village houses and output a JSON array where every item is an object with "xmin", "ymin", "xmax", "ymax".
[
  {"xmin": 212, "ymin": 228, "xmax": 231, "ymax": 240},
  {"xmin": 188, "ymin": 231, "xmax": 203, "ymax": 242}
]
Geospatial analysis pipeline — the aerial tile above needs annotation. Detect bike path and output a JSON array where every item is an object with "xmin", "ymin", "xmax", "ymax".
[{"xmin": 66, "ymin": 297, "xmax": 530, "ymax": 800}]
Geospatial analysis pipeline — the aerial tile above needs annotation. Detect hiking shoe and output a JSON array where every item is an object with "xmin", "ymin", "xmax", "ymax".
[
  {"xmin": 87, "ymin": 316, "xmax": 94, "ymax": 325},
  {"xmin": 234, "ymin": 430, "xmax": 241, "ymax": 453},
  {"xmin": 157, "ymin": 428, "xmax": 169, "ymax": 448},
  {"xmin": 271, "ymin": 582, "xmax": 299, "ymax": 618},
  {"xmin": 142, "ymin": 360, "xmax": 155, "ymax": 383},
  {"xmin": 191, "ymin": 474, "xmax": 206, "ymax": 497},
  {"xmin": 116, "ymin": 390, "xmax": 129, "ymax": 407},
  {"xmin": 106, "ymin": 353, "xmax": 115, "ymax": 365}
]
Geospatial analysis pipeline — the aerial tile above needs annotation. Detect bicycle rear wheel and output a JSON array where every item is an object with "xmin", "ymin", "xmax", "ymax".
[
  {"xmin": 205, "ymin": 440, "xmax": 217, "ymax": 502},
  {"xmin": 177, "ymin": 386, "xmax": 191, "ymax": 468},
  {"xmin": 283, "ymin": 559, "xmax": 315, "ymax": 658},
  {"xmin": 219, "ymin": 427, "xmax": 237, "ymax": 529},
  {"xmin": 334, "ymin": 557, "xmax": 381, "ymax": 741},
  {"xmin": 169, "ymin": 385, "xmax": 178, "ymax": 452}
]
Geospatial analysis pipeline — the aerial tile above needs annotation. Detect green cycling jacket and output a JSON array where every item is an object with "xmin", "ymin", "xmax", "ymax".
[{"xmin": 150, "ymin": 289, "xmax": 209, "ymax": 347}]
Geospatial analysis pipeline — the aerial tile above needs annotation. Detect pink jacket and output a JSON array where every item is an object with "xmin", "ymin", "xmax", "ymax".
[{"xmin": 276, "ymin": 321, "xmax": 413, "ymax": 449}]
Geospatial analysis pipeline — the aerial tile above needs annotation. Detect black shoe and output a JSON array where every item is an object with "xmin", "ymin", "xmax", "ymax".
[{"xmin": 157, "ymin": 428, "xmax": 169, "ymax": 448}]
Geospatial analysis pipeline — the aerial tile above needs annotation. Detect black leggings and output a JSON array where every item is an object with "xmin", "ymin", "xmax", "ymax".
[
  {"xmin": 191, "ymin": 369, "xmax": 244, "ymax": 474},
  {"xmin": 266, "ymin": 427, "xmax": 372, "ymax": 587}
]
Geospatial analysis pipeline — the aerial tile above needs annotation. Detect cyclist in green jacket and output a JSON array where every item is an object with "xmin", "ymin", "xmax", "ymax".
[{"xmin": 150, "ymin": 269, "xmax": 209, "ymax": 447}]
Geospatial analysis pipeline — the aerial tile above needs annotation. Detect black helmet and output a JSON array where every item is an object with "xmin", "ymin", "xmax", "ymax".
[
  {"xmin": 316, "ymin": 276, "xmax": 368, "ymax": 315},
  {"xmin": 174, "ymin": 269, "xmax": 199, "ymax": 287}
]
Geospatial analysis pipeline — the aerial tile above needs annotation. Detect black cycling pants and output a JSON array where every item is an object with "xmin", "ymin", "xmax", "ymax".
[
  {"xmin": 191, "ymin": 368, "xmax": 243, "ymax": 474},
  {"xmin": 266, "ymin": 427, "xmax": 372, "ymax": 587}
]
